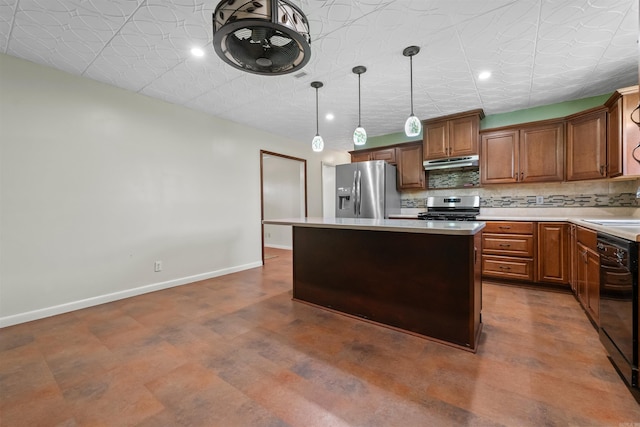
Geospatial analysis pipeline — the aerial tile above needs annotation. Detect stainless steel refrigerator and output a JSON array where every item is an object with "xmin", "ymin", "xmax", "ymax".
[{"xmin": 335, "ymin": 160, "xmax": 400, "ymax": 218}]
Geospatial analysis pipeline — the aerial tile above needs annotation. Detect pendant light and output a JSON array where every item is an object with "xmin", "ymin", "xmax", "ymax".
[
  {"xmin": 352, "ymin": 66, "xmax": 367, "ymax": 146},
  {"xmin": 311, "ymin": 81, "xmax": 324, "ymax": 152},
  {"xmin": 403, "ymin": 46, "xmax": 422, "ymax": 137}
]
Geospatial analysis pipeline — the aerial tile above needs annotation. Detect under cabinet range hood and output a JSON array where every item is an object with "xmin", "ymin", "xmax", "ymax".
[{"xmin": 423, "ymin": 155, "xmax": 479, "ymax": 171}]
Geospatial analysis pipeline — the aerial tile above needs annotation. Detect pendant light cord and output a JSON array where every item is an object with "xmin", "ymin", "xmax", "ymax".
[
  {"xmin": 409, "ymin": 55, "xmax": 414, "ymax": 116},
  {"xmin": 358, "ymin": 73, "xmax": 362, "ymax": 127},
  {"xmin": 315, "ymin": 87, "xmax": 319, "ymax": 135}
]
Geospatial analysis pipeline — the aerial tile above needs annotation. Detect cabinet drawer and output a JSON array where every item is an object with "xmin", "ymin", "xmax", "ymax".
[
  {"xmin": 576, "ymin": 226, "xmax": 597, "ymax": 249},
  {"xmin": 482, "ymin": 234, "xmax": 535, "ymax": 257},
  {"xmin": 482, "ymin": 255, "xmax": 534, "ymax": 281},
  {"xmin": 483, "ymin": 221, "xmax": 535, "ymax": 235}
]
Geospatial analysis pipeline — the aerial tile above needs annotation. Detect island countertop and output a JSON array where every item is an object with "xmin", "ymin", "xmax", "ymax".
[{"xmin": 263, "ymin": 217, "xmax": 485, "ymax": 235}]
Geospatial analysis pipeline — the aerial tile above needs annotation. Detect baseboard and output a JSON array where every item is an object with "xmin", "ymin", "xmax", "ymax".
[
  {"xmin": 264, "ymin": 244, "xmax": 292, "ymax": 250},
  {"xmin": 0, "ymin": 260, "xmax": 263, "ymax": 328}
]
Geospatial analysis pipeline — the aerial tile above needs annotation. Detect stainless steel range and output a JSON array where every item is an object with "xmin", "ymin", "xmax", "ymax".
[{"xmin": 418, "ymin": 196, "xmax": 480, "ymax": 221}]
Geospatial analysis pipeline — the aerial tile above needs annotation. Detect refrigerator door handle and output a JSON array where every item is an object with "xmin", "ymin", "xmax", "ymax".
[
  {"xmin": 356, "ymin": 170, "xmax": 362, "ymax": 216},
  {"xmin": 352, "ymin": 170, "xmax": 358, "ymax": 216}
]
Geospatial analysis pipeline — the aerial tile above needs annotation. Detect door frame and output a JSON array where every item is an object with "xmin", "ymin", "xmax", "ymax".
[{"xmin": 260, "ymin": 150, "xmax": 308, "ymax": 264}]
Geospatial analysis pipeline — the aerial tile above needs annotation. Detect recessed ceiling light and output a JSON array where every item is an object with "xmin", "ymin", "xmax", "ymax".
[
  {"xmin": 191, "ymin": 47, "xmax": 205, "ymax": 57},
  {"xmin": 478, "ymin": 71, "xmax": 491, "ymax": 80},
  {"xmin": 325, "ymin": 113, "xmax": 335, "ymax": 121}
]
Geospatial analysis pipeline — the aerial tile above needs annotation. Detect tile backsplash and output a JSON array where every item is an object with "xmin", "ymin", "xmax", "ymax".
[
  {"xmin": 401, "ymin": 178, "xmax": 640, "ymax": 209},
  {"xmin": 479, "ymin": 193, "xmax": 637, "ymax": 208},
  {"xmin": 428, "ymin": 168, "xmax": 480, "ymax": 189}
]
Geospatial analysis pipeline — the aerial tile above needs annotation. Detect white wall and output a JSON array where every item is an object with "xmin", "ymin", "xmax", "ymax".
[{"xmin": 0, "ymin": 54, "xmax": 350, "ymax": 326}]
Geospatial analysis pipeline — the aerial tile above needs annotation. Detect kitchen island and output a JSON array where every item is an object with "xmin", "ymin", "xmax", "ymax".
[{"xmin": 263, "ymin": 218, "xmax": 485, "ymax": 351}]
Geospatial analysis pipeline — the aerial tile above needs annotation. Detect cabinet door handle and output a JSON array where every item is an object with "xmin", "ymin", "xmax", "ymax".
[
  {"xmin": 499, "ymin": 266, "xmax": 512, "ymax": 270},
  {"xmin": 499, "ymin": 226, "xmax": 511, "ymax": 229},
  {"xmin": 499, "ymin": 243, "xmax": 511, "ymax": 247},
  {"xmin": 600, "ymin": 165, "xmax": 605, "ymax": 176}
]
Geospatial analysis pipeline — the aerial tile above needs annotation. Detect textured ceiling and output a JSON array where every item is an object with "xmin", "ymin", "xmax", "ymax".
[{"xmin": 1, "ymin": 0, "xmax": 638, "ymax": 151}]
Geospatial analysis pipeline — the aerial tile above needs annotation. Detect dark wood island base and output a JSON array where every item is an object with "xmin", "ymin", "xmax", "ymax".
[{"xmin": 292, "ymin": 225, "xmax": 483, "ymax": 352}]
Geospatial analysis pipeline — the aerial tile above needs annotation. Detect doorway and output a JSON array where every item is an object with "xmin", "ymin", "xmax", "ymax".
[{"xmin": 260, "ymin": 150, "xmax": 307, "ymax": 263}]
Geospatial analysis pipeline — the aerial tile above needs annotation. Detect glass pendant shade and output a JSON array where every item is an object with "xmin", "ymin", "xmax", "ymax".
[
  {"xmin": 312, "ymin": 134, "xmax": 324, "ymax": 152},
  {"xmin": 404, "ymin": 115, "xmax": 422, "ymax": 137},
  {"xmin": 353, "ymin": 126, "xmax": 367, "ymax": 145}
]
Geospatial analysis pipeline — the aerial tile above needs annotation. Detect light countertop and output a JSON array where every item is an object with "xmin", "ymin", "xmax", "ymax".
[
  {"xmin": 570, "ymin": 219, "xmax": 640, "ymax": 242},
  {"xmin": 263, "ymin": 217, "xmax": 485, "ymax": 236},
  {"xmin": 266, "ymin": 216, "xmax": 640, "ymax": 241},
  {"xmin": 475, "ymin": 216, "xmax": 640, "ymax": 241}
]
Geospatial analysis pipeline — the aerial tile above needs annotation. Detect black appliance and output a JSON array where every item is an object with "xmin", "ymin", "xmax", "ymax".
[
  {"xmin": 418, "ymin": 196, "xmax": 480, "ymax": 221},
  {"xmin": 597, "ymin": 232, "xmax": 638, "ymax": 394}
]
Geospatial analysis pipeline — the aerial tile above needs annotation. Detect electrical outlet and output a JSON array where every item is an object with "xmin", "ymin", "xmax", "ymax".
[
  {"xmin": 267, "ymin": 232, "xmax": 271, "ymax": 238},
  {"xmin": 154, "ymin": 261, "xmax": 162, "ymax": 272},
  {"xmin": 536, "ymin": 195, "xmax": 544, "ymax": 205}
]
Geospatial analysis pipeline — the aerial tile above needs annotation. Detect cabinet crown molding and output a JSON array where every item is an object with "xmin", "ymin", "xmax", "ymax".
[
  {"xmin": 421, "ymin": 109, "xmax": 485, "ymax": 125},
  {"xmin": 479, "ymin": 117, "xmax": 565, "ymax": 134}
]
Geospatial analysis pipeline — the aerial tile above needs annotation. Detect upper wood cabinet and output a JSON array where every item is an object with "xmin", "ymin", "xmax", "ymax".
[
  {"xmin": 351, "ymin": 147, "xmax": 396, "ymax": 164},
  {"xmin": 396, "ymin": 143, "xmax": 426, "ymax": 190},
  {"xmin": 349, "ymin": 142, "xmax": 425, "ymax": 190},
  {"xmin": 566, "ymin": 107, "xmax": 607, "ymax": 181},
  {"xmin": 480, "ymin": 129, "xmax": 519, "ymax": 184},
  {"xmin": 423, "ymin": 109, "xmax": 484, "ymax": 161},
  {"xmin": 606, "ymin": 93, "xmax": 624, "ymax": 177},
  {"xmin": 520, "ymin": 123, "xmax": 564, "ymax": 182},
  {"xmin": 480, "ymin": 121, "xmax": 564, "ymax": 185},
  {"xmin": 350, "ymin": 151, "xmax": 373, "ymax": 163},
  {"xmin": 371, "ymin": 147, "xmax": 396, "ymax": 164},
  {"xmin": 605, "ymin": 85, "xmax": 640, "ymax": 177}
]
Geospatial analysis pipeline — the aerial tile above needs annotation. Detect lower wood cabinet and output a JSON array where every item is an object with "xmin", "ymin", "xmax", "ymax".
[
  {"xmin": 574, "ymin": 226, "xmax": 600, "ymax": 325},
  {"xmin": 585, "ymin": 247, "xmax": 600, "ymax": 323},
  {"xmin": 569, "ymin": 224, "xmax": 578, "ymax": 293},
  {"xmin": 481, "ymin": 221, "xmax": 535, "ymax": 282},
  {"xmin": 537, "ymin": 222, "xmax": 569, "ymax": 285},
  {"xmin": 482, "ymin": 221, "xmax": 570, "ymax": 287}
]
